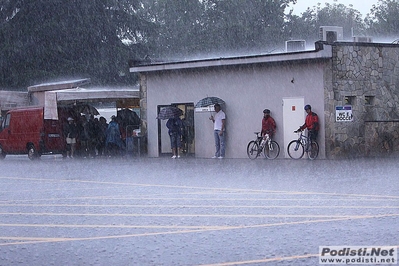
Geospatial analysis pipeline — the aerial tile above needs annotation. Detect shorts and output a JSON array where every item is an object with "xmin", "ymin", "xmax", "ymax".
[
  {"xmin": 66, "ymin": 137, "xmax": 76, "ymax": 144},
  {"xmin": 169, "ymin": 132, "xmax": 181, "ymax": 149}
]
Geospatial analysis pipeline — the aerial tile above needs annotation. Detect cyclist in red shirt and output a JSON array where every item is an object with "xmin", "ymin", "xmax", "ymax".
[
  {"xmin": 261, "ymin": 109, "xmax": 276, "ymax": 139},
  {"xmin": 296, "ymin": 104, "xmax": 319, "ymax": 140}
]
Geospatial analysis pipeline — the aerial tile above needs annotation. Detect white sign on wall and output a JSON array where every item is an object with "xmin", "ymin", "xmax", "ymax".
[
  {"xmin": 195, "ymin": 105, "xmax": 215, "ymax": 112},
  {"xmin": 335, "ymin": 106, "xmax": 353, "ymax": 122}
]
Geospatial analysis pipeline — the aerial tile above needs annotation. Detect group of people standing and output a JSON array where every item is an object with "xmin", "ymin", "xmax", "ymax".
[
  {"xmin": 208, "ymin": 103, "xmax": 319, "ymax": 159},
  {"xmin": 63, "ymin": 114, "xmax": 124, "ymax": 158},
  {"xmin": 261, "ymin": 104, "xmax": 319, "ymax": 149},
  {"xmin": 165, "ymin": 103, "xmax": 319, "ymax": 159},
  {"xmin": 165, "ymin": 103, "xmax": 227, "ymax": 159}
]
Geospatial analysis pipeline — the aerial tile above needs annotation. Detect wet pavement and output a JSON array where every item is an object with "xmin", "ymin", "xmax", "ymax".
[{"xmin": 0, "ymin": 156, "xmax": 398, "ymax": 265}]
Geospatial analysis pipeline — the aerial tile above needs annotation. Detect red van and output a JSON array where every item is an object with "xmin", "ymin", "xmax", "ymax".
[{"xmin": 0, "ymin": 106, "xmax": 70, "ymax": 160}]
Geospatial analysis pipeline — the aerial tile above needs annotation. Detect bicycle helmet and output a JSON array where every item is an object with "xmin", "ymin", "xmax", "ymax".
[
  {"xmin": 304, "ymin": 104, "xmax": 311, "ymax": 110},
  {"xmin": 263, "ymin": 109, "xmax": 270, "ymax": 114}
]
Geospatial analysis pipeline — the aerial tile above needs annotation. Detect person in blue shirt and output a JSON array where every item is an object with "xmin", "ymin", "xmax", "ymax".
[{"xmin": 106, "ymin": 115, "xmax": 123, "ymax": 157}]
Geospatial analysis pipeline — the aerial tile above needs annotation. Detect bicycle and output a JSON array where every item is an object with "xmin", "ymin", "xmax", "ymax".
[
  {"xmin": 247, "ymin": 132, "xmax": 280, "ymax": 160},
  {"xmin": 287, "ymin": 130, "xmax": 319, "ymax": 160}
]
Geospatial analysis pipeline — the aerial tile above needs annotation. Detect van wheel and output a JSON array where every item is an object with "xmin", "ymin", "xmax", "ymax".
[
  {"xmin": 0, "ymin": 145, "xmax": 6, "ymax": 160},
  {"xmin": 28, "ymin": 145, "xmax": 39, "ymax": 160}
]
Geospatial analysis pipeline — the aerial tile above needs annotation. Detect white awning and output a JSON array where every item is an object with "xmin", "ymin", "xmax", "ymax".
[
  {"xmin": 28, "ymin": 79, "xmax": 91, "ymax": 92},
  {"xmin": 44, "ymin": 87, "xmax": 140, "ymax": 119},
  {"xmin": 54, "ymin": 87, "xmax": 139, "ymax": 102}
]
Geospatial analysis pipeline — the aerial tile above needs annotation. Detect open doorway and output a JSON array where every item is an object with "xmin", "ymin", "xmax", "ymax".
[{"xmin": 158, "ymin": 103, "xmax": 195, "ymax": 157}]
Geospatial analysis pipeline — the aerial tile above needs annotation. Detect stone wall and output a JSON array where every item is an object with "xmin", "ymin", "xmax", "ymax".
[
  {"xmin": 364, "ymin": 121, "xmax": 399, "ymax": 157},
  {"xmin": 139, "ymin": 73, "xmax": 148, "ymax": 154},
  {"xmin": 325, "ymin": 42, "xmax": 399, "ymax": 158}
]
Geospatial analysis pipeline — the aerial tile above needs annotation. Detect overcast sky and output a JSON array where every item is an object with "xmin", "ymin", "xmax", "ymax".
[{"xmin": 288, "ymin": 0, "xmax": 376, "ymax": 16}]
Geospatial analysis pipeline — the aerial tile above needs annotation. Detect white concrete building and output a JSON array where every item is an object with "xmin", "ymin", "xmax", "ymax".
[
  {"xmin": 131, "ymin": 40, "xmax": 399, "ymax": 159},
  {"xmin": 130, "ymin": 43, "xmax": 332, "ymax": 159}
]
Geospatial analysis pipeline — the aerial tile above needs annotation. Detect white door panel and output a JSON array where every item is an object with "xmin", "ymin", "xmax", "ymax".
[{"xmin": 283, "ymin": 97, "xmax": 304, "ymax": 158}]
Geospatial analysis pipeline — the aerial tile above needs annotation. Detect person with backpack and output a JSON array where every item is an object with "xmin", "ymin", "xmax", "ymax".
[
  {"xmin": 295, "ymin": 104, "xmax": 319, "ymax": 141},
  {"xmin": 105, "ymin": 115, "xmax": 123, "ymax": 157},
  {"xmin": 166, "ymin": 116, "xmax": 183, "ymax": 158}
]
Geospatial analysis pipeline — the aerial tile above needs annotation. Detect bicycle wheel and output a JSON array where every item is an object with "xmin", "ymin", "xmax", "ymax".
[
  {"xmin": 287, "ymin": 140, "xmax": 304, "ymax": 159},
  {"xmin": 307, "ymin": 140, "xmax": 319, "ymax": 160},
  {"xmin": 247, "ymin": 140, "xmax": 260, "ymax": 159},
  {"xmin": 264, "ymin": 140, "xmax": 280, "ymax": 159}
]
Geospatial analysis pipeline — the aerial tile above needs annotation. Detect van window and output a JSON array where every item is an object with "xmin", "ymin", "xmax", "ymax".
[{"xmin": 2, "ymin": 113, "xmax": 10, "ymax": 129}]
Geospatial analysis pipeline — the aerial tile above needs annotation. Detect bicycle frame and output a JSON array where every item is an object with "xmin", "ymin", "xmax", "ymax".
[
  {"xmin": 259, "ymin": 133, "xmax": 271, "ymax": 146},
  {"xmin": 297, "ymin": 132, "xmax": 310, "ymax": 151},
  {"xmin": 247, "ymin": 132, "xmax": 280, "ymax": 160},
  {"xmin": 287, "ymin": 130, "xmax": 319, "ymax": 160}
]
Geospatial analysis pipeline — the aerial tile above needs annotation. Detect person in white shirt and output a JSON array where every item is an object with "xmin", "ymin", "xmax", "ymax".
[{"xmin": 209, "ymin": 103, "xmax": 226, "ymax": 158}]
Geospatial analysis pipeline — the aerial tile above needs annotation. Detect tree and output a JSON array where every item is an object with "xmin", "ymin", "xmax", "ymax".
[
  {"xmin": 138, "ymin": 0, "xmax": 206, "ymax": 60},
  {"xmin": 0, "ymin": 0, "xmax": 152, "ymax": 89},
  {"xmin": 365, "ymin": 0, "xmax": 399, "ymax": 40},
  {"xmin": 285, "ymin": 8, "xmax": 319, "ymax": 44},
  {"xmin": 205, "ymin": 0, "xmax": 294, "ymax": 54},
  {"xmin": 139, "ymin": 0, "xmax": 296, "ymax": 59},
  {"xmin": 285, "ymin": 2, "xmax": 366, "ymax": 45}
]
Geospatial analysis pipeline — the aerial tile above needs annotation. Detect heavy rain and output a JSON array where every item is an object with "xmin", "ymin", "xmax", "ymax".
[{"xmin": 0, "ymin": 1, "xmax": 399, "ymax": 265}]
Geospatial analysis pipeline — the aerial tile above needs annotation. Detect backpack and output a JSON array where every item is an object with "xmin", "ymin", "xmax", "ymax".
[
  {"xmin": 167, "ymin": 118, "xmax": 182, "ymax": 134},
  {"xmin": 311, "ymin": 112, "xmax": 319, "ymax": 131}
]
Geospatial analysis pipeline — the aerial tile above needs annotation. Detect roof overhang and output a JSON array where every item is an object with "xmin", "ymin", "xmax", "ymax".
[
  {"xmin": 43, "ymin": 87, "xmax": 140, "ymax": 120},
  {"xmin": 53, "ymin": 87, "xmax": 140, "ymax": 103},
  {"xmin": 130, "ymin": 44, "xmax": 332, "ymax": 73},
  {"xmin": 27, "ymin": 78, "xmax": 91, "ymax": 92}
]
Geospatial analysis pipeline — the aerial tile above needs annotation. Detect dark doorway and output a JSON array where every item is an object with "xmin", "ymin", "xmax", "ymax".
[{"xmin": 157, "ymin": 103, "xmax": 195, "ymax": 157}]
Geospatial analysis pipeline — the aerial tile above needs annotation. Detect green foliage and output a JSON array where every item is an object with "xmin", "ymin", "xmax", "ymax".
[
  {"xmin": 141, "ymin": 0, "xmax": 296, "ymax": 59},
  {"xmin": 0, "ymin": 0, "xmax": 151, "ymax": 89},
  {"xmin": 285, "ymin": 2, "xmax": 366, "ymax": 43},
  {"xmin": 0, "ymin": 0, "xmax": 397, "ymax": 90},
  {"xmin": 365, "ymin": 0, "xmax": 399, "ymax": 39}
]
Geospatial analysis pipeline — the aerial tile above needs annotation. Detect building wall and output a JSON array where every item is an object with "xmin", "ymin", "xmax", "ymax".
[
  {"xmin": 0, "ymin": 91, "xmax": 29, "ymax": 113},
  {"xmin": 326, "ymin": 43, "xmax": 399, "ymax": 158},
  {"xmin": 144, "ymin": 61, "xmax": 327, "ymax": 158},
  {"xmin": 29, "ymin": 91, "xmax": 44, "ymax": 106}
]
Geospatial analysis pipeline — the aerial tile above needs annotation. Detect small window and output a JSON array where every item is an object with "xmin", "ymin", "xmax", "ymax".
[
  {"xmin": 365, "ymin": 96, "xmax": 374, "ymax": 105},
  {"xmin": 344, "ymin": 96, "xmax": 355, "ymax": 105},
  {"xmin": 3, "ymin": 113, "xmax": 10, "ymax": 129}
]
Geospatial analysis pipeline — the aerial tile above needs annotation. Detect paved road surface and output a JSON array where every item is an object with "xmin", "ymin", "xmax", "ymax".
[{"xmin": 0, "ymin": 156, "xmax": 398, "ymax": 265}]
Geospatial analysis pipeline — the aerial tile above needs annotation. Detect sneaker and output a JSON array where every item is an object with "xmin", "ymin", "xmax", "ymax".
[
  {"xmin": 218, "ymin": 156, "xmax": 224, "ymax": 159},
  {"xmin": 177, "ymin": 155, "xmax": 181, "ymax": 158},
  {"xmin": 211, "ymin": 156, "xmax": 218, "ymax": 159},
  {"xmin": 171, "ymin": 155, "xmax": 177, "ymax": 159}
]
